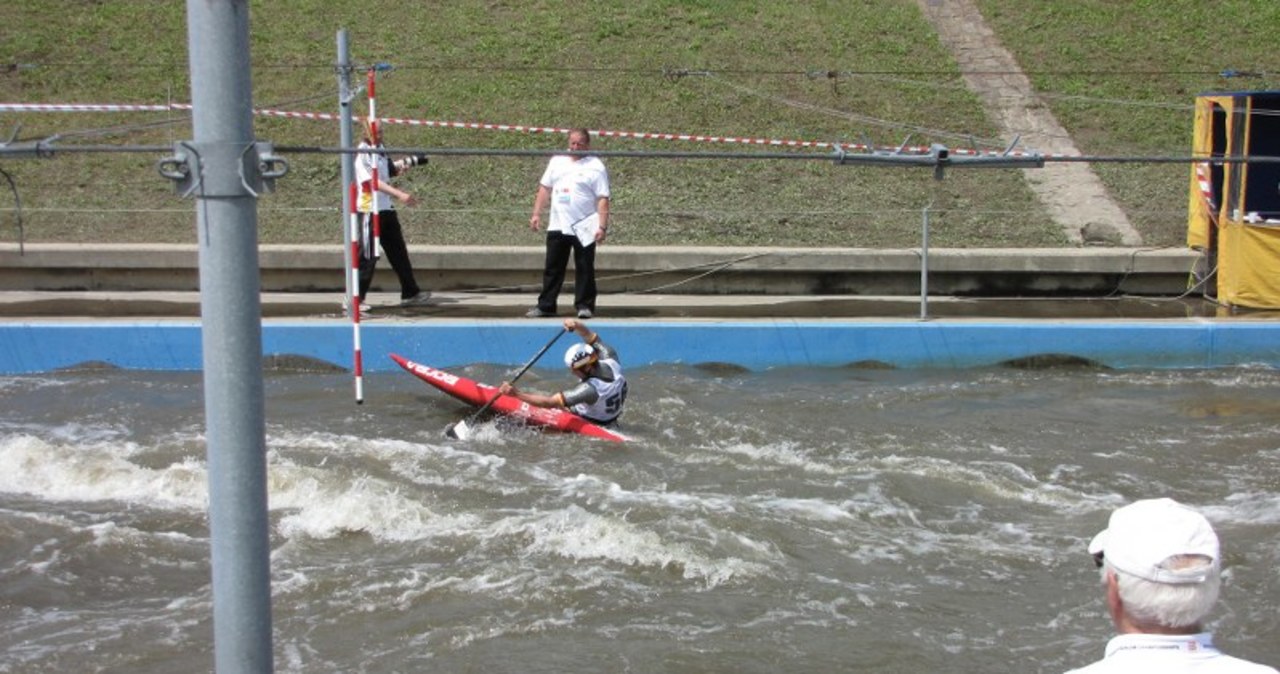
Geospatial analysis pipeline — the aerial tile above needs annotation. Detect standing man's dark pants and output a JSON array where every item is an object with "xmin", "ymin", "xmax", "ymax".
[
  {"xmin": 359, "ymin": 210, "xmax": 422, "ymax": 301},
  {"xmin": 537, "ymin": 231, "xmax": 596, "ymax": 314}
]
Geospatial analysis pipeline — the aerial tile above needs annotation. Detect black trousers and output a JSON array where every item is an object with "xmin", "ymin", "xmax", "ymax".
[
  {"xmin": 358, "ymin": 209, "xmax": 421, "ymax": 301},
  {"xmin": 537, "ymin": 231, "xmax": 596, "ymax": 313}
]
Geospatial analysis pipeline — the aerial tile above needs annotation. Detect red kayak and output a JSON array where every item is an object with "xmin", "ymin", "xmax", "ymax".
[{"xmin": 390, "ymin": 353, "xmax": 627, "ymax": 443}]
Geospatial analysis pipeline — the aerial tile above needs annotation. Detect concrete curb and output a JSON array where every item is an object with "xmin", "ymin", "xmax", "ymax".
[{"xmin": 1, "ymin": 243, "xmax": 1201, "ymax": 298}]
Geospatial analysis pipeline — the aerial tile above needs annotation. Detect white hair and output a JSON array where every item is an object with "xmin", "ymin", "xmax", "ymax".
[{"xmin": 1105, "ymin": 554, "xmax": 1220, "ymax": 628}]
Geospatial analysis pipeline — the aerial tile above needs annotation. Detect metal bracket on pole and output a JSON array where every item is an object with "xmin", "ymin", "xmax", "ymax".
[
  {"xmin": 0, "ymin": 127, "xmax": 56, "ymax": 159},
  {"xmin": 245, "ymin": 142, "xmax": 288, "ymax": 196},
  {"xmin": 830, "ymin": 142, "xmax": 848, "ymax": 164},
  {"xmin": 157, "ymin": 140, "xmax": 287, "ymax": 198},
  {"xmin": 157, "ymin": 141, "xmax": 201, "ymax": 198},
  {"xmin": 930, "ymin": 143, "xmax": 950, "ymax": 181}
]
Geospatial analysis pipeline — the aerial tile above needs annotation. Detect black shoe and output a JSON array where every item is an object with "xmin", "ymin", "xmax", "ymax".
[
  {"xmin": 400, "ymin": 291, "xmax": 432, "ymax": 307},
  {"xmin": 525, "ymin": 307, "xmax": 554, "ymax": 318}
]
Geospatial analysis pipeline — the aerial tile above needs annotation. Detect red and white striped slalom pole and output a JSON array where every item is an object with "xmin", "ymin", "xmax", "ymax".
[
  {"xmin": 366, "ymin": 68, "xmax": 382, "ymax": 259},
  {"xmin": 348, "ymin": 181, "xmax": 365, "ymax": 404}
]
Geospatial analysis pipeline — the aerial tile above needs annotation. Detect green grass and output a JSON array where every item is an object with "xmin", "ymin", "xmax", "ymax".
[
  {"xmin": 1, "ymin": 0, "xmax": 1275, "ymax": 248},
  {"xmin": 976, "ymin": 0, "xmax": 1280, "ymax": 246}
]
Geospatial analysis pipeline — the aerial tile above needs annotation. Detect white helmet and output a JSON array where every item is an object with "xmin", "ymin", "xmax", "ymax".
[{"xmin": 564, "ymin": 343, "xmax": 597, "ymax": 370}]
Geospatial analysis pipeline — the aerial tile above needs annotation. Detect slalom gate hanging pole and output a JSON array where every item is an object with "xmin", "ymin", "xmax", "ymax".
[
  {"xmin": 366, "ymin": 68, "xmax": 381, "ymax": 259},
  {"xmin": 349, "ymin": 180, "xmax": 365, "ymax": 404}
]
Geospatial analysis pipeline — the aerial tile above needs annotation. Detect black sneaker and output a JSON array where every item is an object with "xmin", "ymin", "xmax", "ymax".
[
  {"xmin": 400, "ymin": 291, "xmax": 432, "ymax": 307},
  {"xmin": 525, "ymin": 307, "xmax": 554, "ymax": 318}
]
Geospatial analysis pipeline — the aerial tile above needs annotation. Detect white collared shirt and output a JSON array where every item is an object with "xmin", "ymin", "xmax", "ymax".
[
  {"xmin": 1066, "ymin": 633, "xmax": 1277, "ymax": 674},
  {"xmin": 538, "ymin": 155, "xmax": 609, "ymax": 236}
]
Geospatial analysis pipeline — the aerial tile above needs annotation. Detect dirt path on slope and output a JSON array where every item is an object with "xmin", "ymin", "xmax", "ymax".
[{"xmin": 917, "ymin": 0, "xmax": 1142, "ymax": 245}]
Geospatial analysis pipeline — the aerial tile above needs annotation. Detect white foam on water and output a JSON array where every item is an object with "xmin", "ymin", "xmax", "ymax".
[
  {"xmin": 738, "ymin": 596, "xmax": 860, "ymax": 631},
  {"xmin": 84, "ymin": 519, "xmax": 202, "ymax": 547},
  {"xmin": 0, "ymin": 374, "xmax": 109, "ymax": 393},
  {"xmin": 0, "ymin": 433, "xmax": 489, "ymax": 544},
  {"xmin": 1119, "ymin": 367, "xmax": 1280, "ymax": 390},
  {"xmin": 0, "ymin": 434, "xmax": 207, "ymax": 509},
  {"xmin": 268, "ymin": 428, "xmax": 514, "ymax": 494},
  {"xmin": 269, "ymin": 462, "xmax": 480, "ymax": 542},
  {"xmin": 554, "ymin": 472, "xmax": 739, "ymax": 515},
  {"xmin": 677, "ymin": 440, "xmax": 844, "ymax": 475},
  {"xmin": 487, "ymin": 504, "xmax": 769, "ymax": 588},
  {"xmin": 0, "ymin": 419, "xmax": 134, "ymax": 446},
  {"xmin": 749, "ymin": 495, "xmax": 854, "ymax": 523},
  {"xmin": 1207, "ymin": 491, "xmax": 1280, "ymax": 526},
  {"xmin": 871, "ymin": 453, "xmax": 1092, "ymax": 511},
  {"xmin": 427, "ymin": 607, "xmax": 583, "ymax": 654},
  {"xmin": 269, "ymin": 428, "xmax": 506, "ymax": 469}
]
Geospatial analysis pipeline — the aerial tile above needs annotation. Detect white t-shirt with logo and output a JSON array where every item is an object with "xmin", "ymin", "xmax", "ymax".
[{"xmin": 539, "ymin": 155, "xmax": 610, "ymax": 239}]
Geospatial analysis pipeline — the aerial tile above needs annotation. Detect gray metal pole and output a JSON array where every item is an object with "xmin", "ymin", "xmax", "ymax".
[
  {"xmin": 185, "ymin": 1, "xmax": 274, "ymax": 671},
  {"xmin": 337, "ymin": 30, "xmax": 355, "ymax": 305},
  {"xmin": 920, "ymin": 204, "xmax": 930, "ymax": 320}
]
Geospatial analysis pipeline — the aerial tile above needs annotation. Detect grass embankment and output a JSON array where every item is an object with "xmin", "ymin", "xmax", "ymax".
[{"xmin": 1, "ymin": 1, "xmax": 1276, "ymax": 249}]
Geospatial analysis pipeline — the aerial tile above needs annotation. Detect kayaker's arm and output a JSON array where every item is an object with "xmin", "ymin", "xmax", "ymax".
[
  {"xmin": 565, "ymin": 318, "xmax": 618, "ymax": 362},
  {"xmin": 500, "ymin": 381, "xmax": 566, "ymax": 409}
]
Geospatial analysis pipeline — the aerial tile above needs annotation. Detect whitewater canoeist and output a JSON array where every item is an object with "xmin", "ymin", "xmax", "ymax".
[{"xmin": 500, "ymin": 319, "xmax": 627, "ymax": 426}]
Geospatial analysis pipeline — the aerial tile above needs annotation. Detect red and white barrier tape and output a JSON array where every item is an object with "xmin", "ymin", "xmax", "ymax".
[
  {"xmin": 1194, "ymin": 161, "xmax": 1217, "ymax": 216},
  {"xmin": 0, "ymin": 101, "xmax": 1047, "ymax": 158},
  {"xmin": 0, "ymin": 103, "xmax": 192, "ymax": 113}
]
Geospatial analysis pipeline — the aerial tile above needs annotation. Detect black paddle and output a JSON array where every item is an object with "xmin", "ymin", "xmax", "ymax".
[{"xmin": 444, "ymin": 325, "xmax": 569, "ymax": 440}]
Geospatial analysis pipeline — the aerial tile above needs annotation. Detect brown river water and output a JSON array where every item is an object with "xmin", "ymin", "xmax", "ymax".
[{"xmin": 1, "ymin": 363, "xmax": 1277, "ymax": 673}]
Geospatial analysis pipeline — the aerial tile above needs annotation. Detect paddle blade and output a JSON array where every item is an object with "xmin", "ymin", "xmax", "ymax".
[{"xmin": 445, "ymin": 419, "xmax": 472, "ymax": 440}]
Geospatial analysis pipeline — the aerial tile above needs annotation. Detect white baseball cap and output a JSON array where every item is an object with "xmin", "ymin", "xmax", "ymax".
[{"xmin": 1088, "ymin": 498, "xmax": 1220, "ymax": 584}]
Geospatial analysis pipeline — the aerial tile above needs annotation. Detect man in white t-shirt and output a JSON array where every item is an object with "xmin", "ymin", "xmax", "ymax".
[
  {"xmin": 1066, "ymin": 498, "xmax": 1276, "ymax": 674},
  {"xmin": 525, "ymin": 128, "xmax": 611, "ymax": 319}
]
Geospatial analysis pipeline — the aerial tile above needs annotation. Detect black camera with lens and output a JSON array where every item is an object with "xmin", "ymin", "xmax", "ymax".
[{"xmin": 390, "ymin": 154, "xmax": 428, "ymax": 177}]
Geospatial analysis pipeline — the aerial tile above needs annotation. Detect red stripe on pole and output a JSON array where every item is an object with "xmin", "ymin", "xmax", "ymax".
[
  {"xmin": 367, "ymin": 69, "xmax": 382, "ymax": 258},
  {"xmin": 348, "ymin": 181, "xmax": 364, "ymax": 404}
]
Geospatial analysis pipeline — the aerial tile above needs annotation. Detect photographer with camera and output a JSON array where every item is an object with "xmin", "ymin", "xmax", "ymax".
[{"xmin": 350, "ymin": 119, "xmax": 431, "ymax": 313}]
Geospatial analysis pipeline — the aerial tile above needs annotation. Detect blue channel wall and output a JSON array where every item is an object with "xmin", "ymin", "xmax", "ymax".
[{"xmin": 2, "ymin": 320, "xmax": 1279, "ymax": 375}]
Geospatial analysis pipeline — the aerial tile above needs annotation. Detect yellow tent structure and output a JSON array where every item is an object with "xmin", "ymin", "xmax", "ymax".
[{"xmin": 1188, "ymin": 91, "xmax": 1280, "ymax": 309}]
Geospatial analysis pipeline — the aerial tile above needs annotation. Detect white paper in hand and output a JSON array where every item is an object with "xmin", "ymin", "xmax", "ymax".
[{"xmin": 569, "ymin": 213, "xmax": 600, "ymax": 247}]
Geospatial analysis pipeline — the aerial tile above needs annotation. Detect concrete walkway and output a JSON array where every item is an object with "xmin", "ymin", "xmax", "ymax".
[{"xmin": 0, "ymin": 243, "xmax": 1212, "ymax": 320}]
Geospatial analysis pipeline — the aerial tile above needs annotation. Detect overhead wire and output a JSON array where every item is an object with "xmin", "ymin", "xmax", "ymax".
[{"xmin": 11, "ymin": 59, "xmax": 1267, "ymax": 77}]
